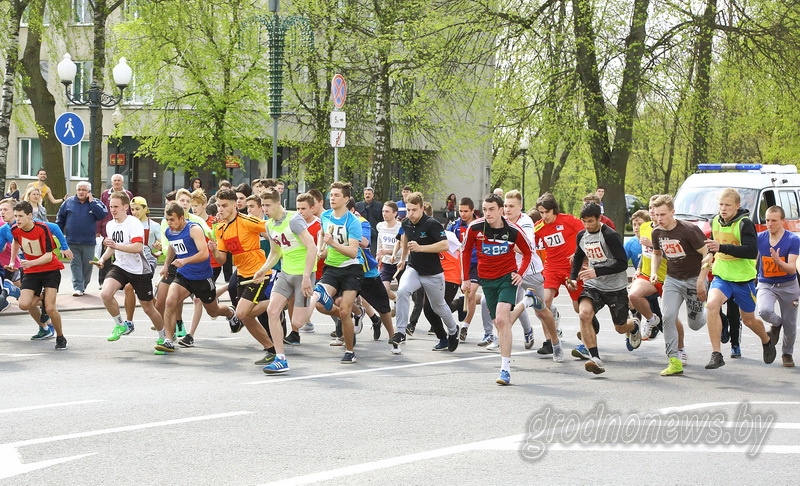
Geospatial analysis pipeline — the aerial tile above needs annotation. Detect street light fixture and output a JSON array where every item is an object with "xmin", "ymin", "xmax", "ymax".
[
  {"xmin": 57, "ymin": 54, "xmax": 132, "ymax": 190},
  {"xmin": 111, "ymin": 107, "xmax": 124, "ymax": 175},
  {"xmin": 520, "ymin": 137, "xmax": 530, "ymax": 207}
]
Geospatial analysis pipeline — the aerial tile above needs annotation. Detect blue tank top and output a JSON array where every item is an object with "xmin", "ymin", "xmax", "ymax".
[{"xmin": 166, "ymin": 221, "xmax": 212, "ymax": 280}]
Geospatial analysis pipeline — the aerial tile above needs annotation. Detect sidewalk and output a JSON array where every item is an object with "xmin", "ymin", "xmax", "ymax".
[{"xmin": 2, "ymin": 264, "xmax": 230, "ymax": 317}]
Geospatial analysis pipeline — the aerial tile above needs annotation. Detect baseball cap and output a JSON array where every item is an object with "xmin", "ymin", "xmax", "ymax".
[{"xmin": 131, "ymin": 196, "xmax": 149, "ymax": 214}]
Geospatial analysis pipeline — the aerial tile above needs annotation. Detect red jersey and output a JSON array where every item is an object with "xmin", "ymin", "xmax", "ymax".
[
  {"xmin": 461, "ymin": 217, "xmax": 532, "ymax": 281},
  {"xmin": 307, "ymin": 218, "xmax": 324, "ymax": 280},
  {"xmin": 600, "ymin": 215, "xmax": 616, "ymax": 230},
  {"xmin": 536, "ymin": 213, "xmax": 583, "ymax": 272},
  {"xmin": 10, "ymin": 221, "xmax": 65, "ymax": 273}
]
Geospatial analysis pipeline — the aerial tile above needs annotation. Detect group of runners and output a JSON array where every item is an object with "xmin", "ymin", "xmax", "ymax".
[{"xmin": 1, "ymin": 177, "xmax": 795, "ymax": 385}]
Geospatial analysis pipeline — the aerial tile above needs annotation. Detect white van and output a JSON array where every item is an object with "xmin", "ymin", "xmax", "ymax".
[{"xmin": 673, "ymin": 164, "xmax": 800, "ymax": 235}]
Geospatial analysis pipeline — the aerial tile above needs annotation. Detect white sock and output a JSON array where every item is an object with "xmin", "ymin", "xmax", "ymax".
[
  {"xmin": 277, "ymin": 354, "xmax": 286, "ymax": 360},
  {"xmin": 158, "ymin": 329, "xmax": 166, "ymax": 339},
  {"xmin": 112, "ymin": 315, "xmax": 124, "ymax": 326},
  {"xmin": 501, "ymin": 356, "xmax": 511, "ymax": 372}
]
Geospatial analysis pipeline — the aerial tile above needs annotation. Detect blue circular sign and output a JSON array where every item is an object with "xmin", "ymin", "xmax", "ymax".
[{"xmin": 54, "ymin": 112, "xmax": 85, "ymax": 147}]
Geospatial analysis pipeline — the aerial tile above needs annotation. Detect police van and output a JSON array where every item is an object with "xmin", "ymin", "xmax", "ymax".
[{"xmin": 673, "ymin": 163, "xmax": 800, "ymax": 235}]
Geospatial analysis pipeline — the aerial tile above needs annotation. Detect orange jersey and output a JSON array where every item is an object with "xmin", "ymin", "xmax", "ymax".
[{"xmin": 215, "ymin": 213, "xmax": 267, "ymax": 277}]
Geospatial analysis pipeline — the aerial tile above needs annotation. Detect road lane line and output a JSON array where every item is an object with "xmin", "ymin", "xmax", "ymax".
[
  {"xmin": 3, "ymin": 411, "xmax": 253, "ymax": 448},
  {"xmin": 0, "ymin": 400, "xmax": 104, "ymax": 414},
  {"xmin": 243, "ymin": 351, "xmax": 537, "ymax": 385}
]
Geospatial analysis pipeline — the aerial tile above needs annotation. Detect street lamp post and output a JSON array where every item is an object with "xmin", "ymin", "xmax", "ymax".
[
  {"xmin": 111, "ymin": 107, "xmax": 124, "ymax": 175},
  {"xmin": 254, "ymin": 0, "xmax": 312, "ymax": 179},
  {"xmin": 520, "ymin": 137, "xmax": 530, "ymax": 207},
  {"xmin": 57, "ymin": 54, "xmax": 132, "ymax": 191}
]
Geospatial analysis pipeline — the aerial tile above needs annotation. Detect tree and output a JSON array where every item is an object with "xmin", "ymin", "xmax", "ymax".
[{"xmin": 0, "ymin": 0, "xmax": 30, "ymax": 191}]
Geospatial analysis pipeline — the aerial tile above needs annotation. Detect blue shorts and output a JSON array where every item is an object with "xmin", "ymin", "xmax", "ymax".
[{"xmin": 709, "ymin": 277, "xmax": 757, "ymax": 313}]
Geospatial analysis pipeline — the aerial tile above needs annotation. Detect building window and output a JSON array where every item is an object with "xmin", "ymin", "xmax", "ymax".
[
  {"xmin": 123, "ymin": 73, "xmax": 153, "ymax": 105},
  {"xmin": 72, "ymin": 0, "xmax": 92, "ymax": 24},
  {"xmin": 69, "ymin": 61, "xmax": 93, "ymax": 103},
  {"xmin": 69, "ymin": 141, "xmax": 90, "ymax": 179},
  {"xmin": 18, "ymin": 138, "xmax": 43, "ymax": 177}
]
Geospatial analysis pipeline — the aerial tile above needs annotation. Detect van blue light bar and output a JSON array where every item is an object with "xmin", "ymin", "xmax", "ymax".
[{"xmin": 697, "ymin": 164, "xmax": 763, "ymax": 171}]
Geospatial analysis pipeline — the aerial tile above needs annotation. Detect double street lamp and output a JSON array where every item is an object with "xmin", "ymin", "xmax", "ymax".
[{"xmin": 56, "ymin": 54, "xmax": 133, "ymax": 190}]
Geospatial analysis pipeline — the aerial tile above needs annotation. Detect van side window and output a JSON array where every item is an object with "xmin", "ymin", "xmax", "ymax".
[
  {"xmin": 759, "ymin": 190, "xmax": 776, "ymax": 223},
  {"xmin": 779, "ymin": 190, "xmax": 800, "ymax": 219}
]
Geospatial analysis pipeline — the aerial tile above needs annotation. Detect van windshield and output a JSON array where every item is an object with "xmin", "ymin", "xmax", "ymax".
[{"xmin": 673, "ymin": 187, "xmax": 759, "ymax": 220}]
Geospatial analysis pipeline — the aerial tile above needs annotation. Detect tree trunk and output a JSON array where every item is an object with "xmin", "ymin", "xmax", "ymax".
[
  {"xmin": 690, "ymin": 0, "xmax": 716, "ymax": 167},
  {"xmin": 371, "ymin": 57, "xmax": 391, "ymax": 201},
  {"xmin": 21, "ymin": 0, "xmax": 67, "ymax": 211},
  {"xmin": 91, "ymin": 1, "xmax": 110, "ymax": 193},
  {"xmin": 0, "ymin": 0, "xmax": 28, "ymax": 190}
]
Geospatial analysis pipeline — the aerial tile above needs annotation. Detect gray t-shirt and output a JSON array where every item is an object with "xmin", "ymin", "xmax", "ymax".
[{"xmin": 571, "ymin": 224, "xmax": 629, "ymax": 292}]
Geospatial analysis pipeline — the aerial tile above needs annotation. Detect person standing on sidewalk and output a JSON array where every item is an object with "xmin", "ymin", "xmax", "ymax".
[{"xmin": 56, "ymin": 181, "xmax": 107, "ymax": 296}]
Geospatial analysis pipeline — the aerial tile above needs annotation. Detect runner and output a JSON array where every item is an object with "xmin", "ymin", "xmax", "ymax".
[
  {"xmin": 566, "ymin": 203, "xmax": 641, "ymax": 375},
  {"xmin": 5, "ymin": 201, "xmax": 67, "ymax": 350},
  {"xmin": 700, "ymin": 188, "xmax": 777, "ymax": 369},
  {"xmin": 96, "ymin": 192, "xmax": 165, "ymax": 348},
  {"xmin": 461, "ymin": 193, "xmax": 534, "ymax": 384},
  {"xmin": 756, "ymin": 205, "xmax": 799, "ymax": 367},
  {"xmin": 448, "ymin": 197, "xmax": 484, "ymax": 343}
]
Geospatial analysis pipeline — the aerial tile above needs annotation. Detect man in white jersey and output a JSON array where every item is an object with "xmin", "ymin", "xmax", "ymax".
[{"xmin": 97, "ymin": 192, "xmax": 165, "ymax": 346}]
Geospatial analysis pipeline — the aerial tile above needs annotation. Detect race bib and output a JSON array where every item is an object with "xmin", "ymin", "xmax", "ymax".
[
  {"xmin": 584, "ymin": 241, "xmax": 607, "ymax": 264},
  {"xmin": 169, "ymin": 239, "xmax": 189, "ymax": 256},
  {"xmin": 660, "ymin": 239, "xmax": 686, "ymax": 259},
  {"xmin": 761, "ymin": 255, "xmax": 787, "ymax": 278},
  {"xmin": 21, "ymin": 236, "xmax": 44, "ymax": 257},
  {"xmin": 544, "ymin": 232, "xmax": 565, "ymax": 248},
  {"xmin": 224, "ymin": 236, "xmax": 244, "ymax": 254}
]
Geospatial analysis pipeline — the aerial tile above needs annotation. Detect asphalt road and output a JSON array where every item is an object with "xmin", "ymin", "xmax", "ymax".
[{"xmin": 1, "ymin": 289, "xmax": 799, "ymax": 485}]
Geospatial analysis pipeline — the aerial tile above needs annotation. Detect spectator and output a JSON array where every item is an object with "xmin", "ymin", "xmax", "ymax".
[
  {"xmin": 189, "ymin": 177, "xmax": 203, "ymax": 191},
  {"xmin": 445, "ymin": 193, "xmax": 457, "ymax": 222},
  {"xmin": 4, "ymin": 181, "xmax": 19, "ymax": 200},
  {"xmin": 23, "ymin": 187, "xmax": 48, "ymax": 222},
  {"xmin": 56, "ymin": 181, "xmax": 108, "ymax": 296},
  {"xmin": 355, "ymin": 186, "xmax": 382, "ymax": 254},
  {"xmin": 25, "ymin": 168, "xmax": 67, "ymax": 206}
]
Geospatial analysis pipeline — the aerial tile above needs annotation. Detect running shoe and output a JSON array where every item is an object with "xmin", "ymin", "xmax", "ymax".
[
  {"xmin": 353, "ymin": 307, "xmax": 365, "ymax": 334},
  {"xmin": 391, "ymin": 343, "xmax": 402, "ymax": 355},
  {"xmin": 329, "ymin": 337, "xmax": 344, "ymax": 346},
  {"xmin": 406, "ymin": 322, "xmax": 416, "ymax": 337},
  {"xmin": 54, "ymin": 335, "xmax": 68, "ymax": 350},
  {"xmin": 432, "ymin": 338, "xmax": 448, "ymax": 351},
  {"xmin": 254, "ymin": 352, "xmax": 276, "ymax": 365},
  {"xmin": 459, "ymin": 324, "xmax": 468, "ymax": 342},
  {"xmin": 341, "ymin": 351, "xmax": 357, "ymax": 364},
  {"xmin": 552, "ymin": 343, "xmax": 564, "ymax": 363},
  {"xmin": 372, "ymin": 318, "xmax": 381, "ymax": 341},
  {"xmin": 522, "ymin": 289, "xmax": 544, "ymax": 310},
  {"xmin": 155, "ymin": 339, "xmax": 175, "ymax": 353},
  {"xmin": 107, "ymin": 323, "xmax": 128, "ymax": 342},
  {"xmin": 299, "ymin": 323, "xmax": 315, "ymax": 333},
  {"xmin": 39, "ymin": 304, "xmax": 49, "ymax": 324},
  {"xmin": 448, "ymin": 326, "xmax": 460, "ymax": 352},
  {"xmin": 486, "ymin": 339, "xmax": 499, "ymax": 351},
  {"xmin": 314, "ymin": 284, "xmax": 333, "ymax": 311},
  {"xmin": 678, "ymin": 348, "xmax": 688, "ymax": 364},
  {"xmin": 660, "ymin": 357, "xmax": 683, "ymax": 376},
  {"xmin": 768, "ymin": 326, "xmax": 781, "ymax": 347},
  {"xmin": 705, "ymin": 351, "xmax": 725, "ymax": 369},
  {"xmin": 524, "ymin": 330, "xmax": 535, "ymax": 350},
  {"xmin": 763, "ymin": 340, "xmax": 777, "ymax": 364},
  {"xmin": 154, "ymin": 338, "xmax": 166, "ymax": 355},
  {"xmin": 537, "ymin": 340, "xmax": 553, "ymax": 355},
  {"xmin": 41, "ymin": 324, "xmax": 55, "ymax": 340},
  {"xmin": 625, "ymin": 321, "xmax": 642, "ymax": 351},
  {"xmin": 585, "ymin": 357, "xmax": 605, "ymax": 374},
  {"xmin": 3, "ymin": 280, "xmax": 20, "ymax": 299},
  {"xmin": 572, "ymin": 344, "xmax": 590, "ymax": 360},
  {"xmin": 782, "ymin": 354, "xmax": 795, "ymax": 367},
  {"xmin": 388, "ymin": 332, "xmax": 406, "ymax": 346},
  {"xmin": 263, "ymin": 357, "xmax": 290, "ymax": 374},
  {"xmin": 0, "ymin": 294, "xmax": 9, "ymax": 313},
  {"xmin": 496, "ymin": 369, "xmax": 511, "ymax": 385},
  {"xmin": 179, "ymin": 333, "xmax": 195, "ymax": 348},
  {"xmin": 175, "ymin": 320, "xmax": 187, "ymax": 338},
  {"xmin": 477, "ymin": 333, "xmax": 494, "ymax": 347},
  {"xmin": 228, "ymin": 307, "xmax": 243, "ymax": 333},
  {"xmin": 641, "ymin": 315, "xmax": 660, "ymax": 341},
  {"xmin": 122, "ymin": 320, "xmax": 135, "ymax": 335},
  {"xmin": 730, "ymin": 345, "xmax": 741, "ymax": 358},
  {"xmin": 284, "ymin": 331, "xmax": 301, "ymax": 346}
]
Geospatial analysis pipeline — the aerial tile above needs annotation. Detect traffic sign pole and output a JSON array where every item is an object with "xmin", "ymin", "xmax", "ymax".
[{"xmin": 331, "ymin": 74, "xmax": 347, "ymax": 181}]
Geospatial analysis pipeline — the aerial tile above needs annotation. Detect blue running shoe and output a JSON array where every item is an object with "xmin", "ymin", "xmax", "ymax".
[
  {"xmin": 731, "ymin": 345, "xmax": 742, "ymax": 358},
  {"xmin": 496, "ymin": 369, "xmax": 511, "ymax": 385},
  {"xmin": 572, "ymin": 344, "xmax": 590, "ymax": 360},
  {"xmin": 263, "ymin": 357, "xmax": 290, "ymax": 374},
  {"xmin": 523, "ymin": 289, "xmax": 545, "ymax": 310},
  {"xmin": 314, "ymin": 284, "xmax": 333, "ymax": 311},
  {"xmin": 3, "ymin": 280, "xmax": 20, "ymax": 299},
  {"xmin": 123, "ymin": 320, "xmax": 135, "ymax": 335},
  {"xmin": 0, "ymin": 293, "xmax": 9, "ymax": 313}
]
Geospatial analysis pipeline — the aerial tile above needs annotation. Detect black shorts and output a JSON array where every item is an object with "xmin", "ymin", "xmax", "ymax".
[
  {"xmin": 469, "ymin": 263, "xmax": 479, "ymax": 283},
  {"xmin": 380, "ymin": 263, "xmax": 398, "ymax": 282},
  {"xmin": 319, "ymin": 264, "xmax": 363, "ymax": 293},
  {"xmin": 358, "ymin": 276, "xmax": 391, "ymax": 314},
  {"xmin": 107, "ymin": 266, "xmax": 155, "ymax": 301},
  {"xmin": 160, "ymin": 263, "xmax": 178, "ymax": 285},
  {"xmin": 237, "ymin": 274, "xmax": 273, "ymax": 304},
  {"xmin": 579, "ymin": 287, "xmax": 629, "ymax": 326},
  {"xmin": 174, "ymin": 274, "xmax": 217, "ymax": 304},
  {"xmin": 21, "ymin": 270, "xmax": 61, "ymax": 296}
]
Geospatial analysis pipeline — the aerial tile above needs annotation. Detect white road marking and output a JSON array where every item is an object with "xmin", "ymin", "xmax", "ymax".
[
  {"xmin": 0, "ymin": 353, "xmax": 45, "ymax": 357},
  {"xmin": 3, "ymin": 411, "xmax": 253, "ymax": 448},
  {"xmin": 243, "ymin": 351, "xmax": 537, "ymax": 385},
  {"xmin": 0, "ymin": 399, "xmax": 104, "ymax": 414},
  {"xmin": 0, "ymin": 445, "xmax": 95, "ymax": 479},
  {"xmin": 260, "ymin": 401, "xmax": 800, "ymax": 485}
]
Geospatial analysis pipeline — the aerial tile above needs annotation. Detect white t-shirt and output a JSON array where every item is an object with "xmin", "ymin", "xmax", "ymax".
[
  {"xmin": 508, "ymin": 212, "xmax": 543, "ymax": 274},
  {"xmin": 376, "ymin": 220, "xmax": 402, "ymax": 264},
  {"xmin": 107, "ymin": 215, "xmax": 151, "ymax": 275}
]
